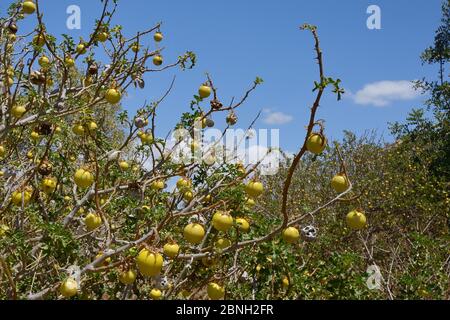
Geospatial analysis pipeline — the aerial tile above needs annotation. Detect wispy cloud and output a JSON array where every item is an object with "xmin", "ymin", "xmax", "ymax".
[
  {"xmin": 262, "ymin": 109, "xmax": 293, "ymax": 125},
  {"xmin": 350, "ymin": 80, "xmax": 420, "ymax": 107}
]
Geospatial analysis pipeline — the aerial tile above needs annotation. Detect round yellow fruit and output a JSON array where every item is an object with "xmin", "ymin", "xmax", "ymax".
[
  {"xmin": 150, "ymin": 288, "xmax": 162, "ymax": 300},
  {"xmin": 105, "ymin": 88, "xmax": 121, "ymax": 104},
  {"xmin": 331, "ymin": 174, "xmax": 350, "ymax": 193},
  {"xmin": 74, "ymin": 169, "xmax": 94, "ymax": 188},
  {"xmin": 183, "ymin": 223, "xmax": 205, "ymax": 244},
  {"xmin": 306, "ymin": 133, "xmax": 326, "ymax": 155},
  {"xmin": 119, "ymin": 161, "xmax": 129, "ymax": 170},
  {"xmin": 212, "ymin": 211, "xmax": 233, "ymax": 232},
  {"xmin": 245, "ymin": 197, "xmax": 256, "ymax": 207},
  {"xmin": 76, "ymin": 43, "xmax": 87, "ymax": 55},
  {"xmin": 154, "ymin": 32, "xmax": 163, "ymax": 42},
  {"xmin": 86, "ymin": 121, "xmax": 98, "ymax": 132},
  {"xmin": 153, "ymin": 55, "xmax": 163, "ymax": 66},
  {"xmin": 11, "ymin": 105, "xmax": 26, "ymax": 119},
  {"xmin": 22, "ymin": 1, "xmax": 36, "ymax": 14},
  {"xmin": 282, "ymin": 227, "xmax": 300, "ymax": 244},
  {"xmin": 84, "ymin": 213, "xmax": 102, "ymax": 231},
  {"xmin": 198, "ymin": 85, "xmax": 211, "ymax": 99},
  {"xmin": 41, "ymin": 177, "xmax": 57, "ymax": 194},
  {"xmin": 245, "ymin": 181, "xmax": 264, "ymax": 198},
  {"xmin": 176, "ymin": 177, "xmax": 191, "ymax": 191},
  {"xmin": 215, "ymin": 238, "xmax": 231, "ymax": 249},
  {"xmin": 0, "ymin": 145, "xmax": 6, "ymax": 158},
  {"xmin": 119, "ymin": 269, "xmax": 137, "ymax": 285},
  {"xmin": 65, "ymin": 57, "xmax": 75, "ymax": 68},
  {"xmin": 38, "ymin": 56, "xmax": 50, "ymax": 68},
  {"xmin": 11, "ymin": 190, "xmax": 32, "ymax": 206},
  {"xmin": 97, "ymin": 32, "xmax": 109, "ymax": 42},
  {"xmin": 33, "ymin": 34, "xmax": 46, "ymax": 47},
  {"xmin": 183, "ymin": 190, "xmax": 194, "ymax": 202},
  {"xmin": 346, "ymin": 210, "xmax": 367, "ymax": 230},
  {"xmin": 235, "ymin": 217, "xmax": 250, "ymax": 233},
  {"xmin": 163, "ymin": 243, "xmax": 180, "ymax": 258},
  {"xmin": 72, "ymin": 124, "xmax": 85, "ymax": 135},
  {"xmin": 131, "ymin": 44, "xmax": 140, "ymax": 53},
  {"xmin": 151, "ymin": 179, "xmax": 165, "ymax": 191},
  {"xmin": 60, "ymin": 278, "xmax": 78, "ymax": 298},
  {"xmin": 207, "ymin": 282, "xmax": 225, "ymax": 300},
  {"xmin": 136, "ymin": 249, "xmax": 164, "ymax": 277},
  {"xmin": 139, "ymin": 132, "xmax": 154, "ymax": 145}
]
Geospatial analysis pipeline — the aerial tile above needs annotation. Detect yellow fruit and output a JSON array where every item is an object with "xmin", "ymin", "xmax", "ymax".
[
  {"xmin": 282, "ymin": 227, "xmax": 300, "ymax": 244},
  {"xmin": 11, "ymin": 105, "xmax": 26, "ymax": 119},
  {"xmin": 105, "ymin": 88, "xmax": 121, "ymax": 104},
  {"xmin": 215, "ymin": 238, "xmax": 231, "ymax": 249},
  {"xmin": 183, "ymin": 223, "xmax": 205, "ymax": 244},
  {"xmin": 33, "ymin": 34, "xmax": 46, "ymax": 47},
  {"xmin": 60, "ymin": 278, "xmax": 78, "ymax": 298},
  {"xmin": 5, "ymin": 77, "xmax": 14, "ymax": 87},
  {"xmin": 176, "ymin": 177, "xmax": 191, "ymax": 190},
  {"xmin": 282, "ymin": 276, "xmax": 290, "ymax": 287},
  {"xmin": 331, "ymin": 174, "xmax": 350, "ymax": 193},
  {"xmin": 183, "ymin": 190, "xmax": 194, "ymax": 202},
  {"xmin": 22, "ymin": 1, "xmax": 36, "ymax": 14},
  {"xmin": 86, "ymin": 121, "xmax": 98, "ymax": 132},
  {"xmin": 11, "ymin": 190, "xmax": 32, "ymax": 206},
  {"xmin": 97, "ymin": 32, "xmax": 109, "ymax": 42},
  {"xmin": 346, "ymin": 210, "xmax": 367, "ymax": 230},
  {"xmin": 245, "ymin": 197, "xmax": 256, "ymax": 207},
  {"xmin": 0, "ymin": 145, "xmax": 6, "ymax": 158},
  {"xmin": 151, "ymin": 179, "xmax": 165, "ymax": 191},
  {"xmin": 154, "ymin": 32, "xmax": 163, "ymax": 42},
  {"xmin": 139, "ymin": 132, "xmax": 154, "ymax": 145},
  {"xmin": 27, "ymin": 151, "xmax": 33, "ymax": 159},
  {"xmin": 306, "ymin": 133, "xmax": 326, "ymax": 155},
  {"xmin": 119, "ymin": 161, "xmax": 129, "ymax": 170},
  {"xmin": 212, "ymin": 211, "xmax": 233, "ymax": 232},
  {"xmin": 245, "ymin": 181, "xmax": 264, "ymax": 198},
  {"xmin": 150, "ymin": 288, "xmax": 162, "ymax": 300},
  {"xmin": 163, "ymin": 243, "xmax": 180, "ymax": 258},
  {"xmin": 74, "ymin": 169, "xmax": 94, "ymax": 188},
  {"xmin": 9, "ymin": 34, "xmax": 16, "ymax": 42},
  {"xmin": 136, "ymin": 249, "xmax": 164, "ymax": 277},
  {"xmin": 0, "ymin": 224, "xmax": 9, "ymax": 238},
  {"xmin": 119, "ymin": 269, "xmax": 137, "ymax": 285},
  {"xmin": 55, "ymin": 126, "xmax": 62, "ymax": 134},
  {"xmin": 84, "ymin": 213, "xmax": 102, "ymax": 231},
  {"xmin": 131, "ymin": 44, "xmax": 140, "ymax": 53},
  {"xmin": 72, "ymin": 124, "xmax": 85, "ymax": 135},
  {"xmin": 38, "ymin": 56, "xmax": 50, "ymax": 68},
  {"xmin": 76, "ymin": 43, "xmax": 87, "ymax": 55},
  {"xmin": 207, "ymin": 282, "xmax": 225, "ymax": 300},
  {"xmin": 153, "ymin": 55, "xmax": 163, "ymax": 66},
  {"xmin": 41, "ymin": 177, "xmax": 57, "ymax": 194},
  {"xmin": 235, "ymin": 217, "xmax": 250, "ymax": 233},
  {"xmin": 65, "ymin": 57, "xmax": 75, "ymax": 68},
  {"xmin": 198, "ymin": 85, "xmax": 211, "ymax": 99}
]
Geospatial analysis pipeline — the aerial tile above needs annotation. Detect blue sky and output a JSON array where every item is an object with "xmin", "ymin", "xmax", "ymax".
[{"xmin": 1, "ymin": 0, "xmax": 443, "ymax": 152}]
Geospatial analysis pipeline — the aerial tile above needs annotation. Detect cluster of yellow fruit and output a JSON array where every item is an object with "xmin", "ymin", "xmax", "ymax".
[
  {"xmin": 72, "ymin": 120, "xmax": 98, "ymax": 136},
  {"xmin": 138, "ymin": 130, "xmax": 153, "ymax": 145}
]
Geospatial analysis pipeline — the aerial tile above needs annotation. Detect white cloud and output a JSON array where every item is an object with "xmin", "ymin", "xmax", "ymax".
[
  {"xmin": 351, "ymin": 80, "xmax": 420, "ymax": 107},
  {"xmin": 262, "ymin": 110, "xmax": 293, "ymax": 125}
]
